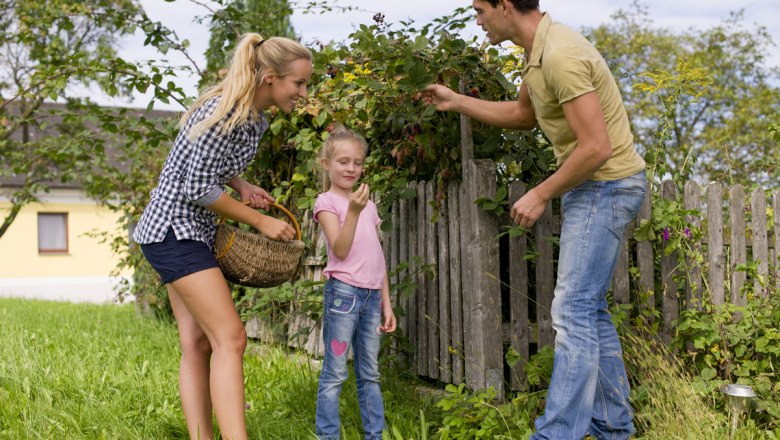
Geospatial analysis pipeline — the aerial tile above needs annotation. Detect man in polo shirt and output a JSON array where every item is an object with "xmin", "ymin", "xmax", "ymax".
[{"xmin": 423, "ymin": 1, "xmax": 646, "ymax": 439}]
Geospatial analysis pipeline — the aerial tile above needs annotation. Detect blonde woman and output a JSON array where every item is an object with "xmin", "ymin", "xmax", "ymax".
[{"xmin": 133, "ymin": 34, "xmax": 312, "ymax": 439}]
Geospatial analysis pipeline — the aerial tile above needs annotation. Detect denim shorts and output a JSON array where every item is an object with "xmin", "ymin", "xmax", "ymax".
[{"xmin": 140, "ymin": 228, "xmax": 218, "ymax": 284}]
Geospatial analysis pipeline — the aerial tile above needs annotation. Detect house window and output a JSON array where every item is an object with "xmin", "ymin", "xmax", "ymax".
[{"xmin": 38, "ymin": 213, "xmax": 68, "ymax": 253}]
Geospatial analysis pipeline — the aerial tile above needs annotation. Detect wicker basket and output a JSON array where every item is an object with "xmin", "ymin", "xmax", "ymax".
[{"xmin": 214, "ymin": 202, "xmax": 305, "ymax": 288}]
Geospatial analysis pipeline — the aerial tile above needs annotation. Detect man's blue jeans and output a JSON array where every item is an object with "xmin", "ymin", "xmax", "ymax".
[
  {"xmin": 531, "ymin": 171, "xmax": 646, "ymax": 440},
  {"xmin": 315, "ymin": 277, "xmax": 384, "ymax": 440}
]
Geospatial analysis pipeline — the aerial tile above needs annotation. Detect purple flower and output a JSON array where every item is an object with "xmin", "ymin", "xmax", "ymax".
[
  {"xmin": 662, "ymin": 228, "xmax": 670, "ymax": 242},
  {"xmin": 683, "ymin": 227, "xmax": 692, "ymax": 239},
  {"xmin": 246, "ymin": 403, "xmax": 251, "ymax": 410}
]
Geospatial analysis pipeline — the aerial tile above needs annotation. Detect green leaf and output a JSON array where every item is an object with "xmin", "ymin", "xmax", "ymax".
[
  {"xmin": 634, "ymin": 219, "xmax": 656, "ymax": 241},
  {"xmin": 314, "ymin": 111, "xmax": 328, "ymax": 128},
  {"xmin": 700, "ymin": 367, "xmax": 717, "ymax": 381},
  {"xmin": 413, "ymin": 35, "xmax": 430, "ymax": 50},
  {"xmin": 505, "ymin": 346, "xmax": 521, "ymax": 368},
  {"xmin": 495, "ymin": 185, "xmax": 507, "ymax": 202},
  {"xmin": 396, "ymin": 62, "xmax": 435, "ymax": 93},
  {"xmin": 269, "ymin": 119, "xmax": 284, "ymax": 135}
]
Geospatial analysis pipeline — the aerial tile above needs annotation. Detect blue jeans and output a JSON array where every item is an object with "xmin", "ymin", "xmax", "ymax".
[
  {"xmin": 531, "ymin": 171, "xmax": 646, "ymax": 440},
  {"xmin": 315, "ymin": 277, "xmax": 385, "ymax": 440}
]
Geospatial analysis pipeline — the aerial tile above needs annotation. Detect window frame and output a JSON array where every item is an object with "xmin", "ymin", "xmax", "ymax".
[{"xmin": 37, "ymin": 212, "xmax": 69, "ymax": 254}]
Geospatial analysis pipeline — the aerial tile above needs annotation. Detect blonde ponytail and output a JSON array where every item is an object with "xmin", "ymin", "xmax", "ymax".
[{"xmin": 180, "ymin": 34, "xmax": 312, "ymax": 139}]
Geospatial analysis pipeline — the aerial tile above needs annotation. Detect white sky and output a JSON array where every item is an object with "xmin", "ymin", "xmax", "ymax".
[{"xmin": 102, "ymin": 0, "xmax": 780, "ymax": 110}]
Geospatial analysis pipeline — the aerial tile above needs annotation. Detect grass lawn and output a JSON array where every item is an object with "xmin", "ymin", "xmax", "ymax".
[
  {"xmin": 0, "ymin": 298, "xmax": 435, "ymax": 439},
  {"xmin": 2, "ymin": 297, "xmax": 771, "ymax": 439}
]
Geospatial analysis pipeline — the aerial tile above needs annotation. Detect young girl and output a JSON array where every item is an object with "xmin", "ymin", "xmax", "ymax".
[
  {"xmin": 133, "ymin": 34, "xmax": 312, "ymax": 440},
  {"xmin": 314, "ymin": 126, "xmax": 397, "ymax": 440}
]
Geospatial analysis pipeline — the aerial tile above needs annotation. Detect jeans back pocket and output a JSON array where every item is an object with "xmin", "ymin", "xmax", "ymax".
[{"xmin": 611, "ymin": 187, "xmax": 646, "ymax": 227}]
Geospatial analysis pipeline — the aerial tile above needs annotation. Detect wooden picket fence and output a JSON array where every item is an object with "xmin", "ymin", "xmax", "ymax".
[
  {"xmin": 249, "ymin": 112, "xmax": 778, "ymax": 393},
  {"xmin": 384, "ymin": 168, "xmax": 779, "ymax": 394},
  {"xmin": 255, "ymin": 163, "xmax": 779, "ymax": 395}
]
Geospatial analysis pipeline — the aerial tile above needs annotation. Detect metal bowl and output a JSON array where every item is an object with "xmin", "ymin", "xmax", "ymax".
[{"xmin": 721, "ymin": 384, "xmax": 757, "ymax": 398}]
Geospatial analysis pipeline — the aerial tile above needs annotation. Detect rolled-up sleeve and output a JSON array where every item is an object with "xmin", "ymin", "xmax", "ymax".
[{"xmin": 193, "ymin": 185, "xmax": 223, "ymax": 206}]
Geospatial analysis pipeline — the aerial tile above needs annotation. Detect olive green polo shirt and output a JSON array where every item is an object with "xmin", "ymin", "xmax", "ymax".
[{"xmin": 521, "ymin": 13, "xmax": 645, "ymax": 180}]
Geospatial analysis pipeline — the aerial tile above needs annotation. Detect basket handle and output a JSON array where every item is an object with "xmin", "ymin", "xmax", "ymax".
[
  {"xmin": 218, "ymin": 200, "xmax": 302, "ymax": 240},
  {"xmin": 266, "ymin": 201, "xmax": 302, "ymax": 241}
]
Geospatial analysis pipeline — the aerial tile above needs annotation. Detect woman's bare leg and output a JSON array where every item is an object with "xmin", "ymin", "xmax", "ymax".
[
  {"xmin": 168, "ymin": 284, "xmax": 214, "ymax": 440},
  {"xmin": 170, "ymin": 268, "xmax": 248, "ymax": 440}
]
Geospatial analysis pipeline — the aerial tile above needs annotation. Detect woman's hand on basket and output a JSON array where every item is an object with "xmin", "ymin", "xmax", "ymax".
[
  {"xmin": 255, "ymin": 215, "xmax": 296, "ymax": 242},
  {"xmin": 229, "ymin": 176, "xmax": 275, "ymax": 209},
  {"xmin": 241, "ymin": 184, "xmax": 275, "ymax": 210}
]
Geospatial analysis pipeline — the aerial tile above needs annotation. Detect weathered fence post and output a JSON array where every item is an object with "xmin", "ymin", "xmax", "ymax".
[
  {"xmin": 461, "ymin": 159, "xmax": 503, "ymax": 393},
  {"xmin": 390, "ymin": 200, "xmax": 399, "ymax": 293},
  {"xmin": 508, "ymin": 181, "xmax": 529, "ymax": 391},
  {"xmin": 660, "ymin": 180, "xmax": 678, "ymax": 344},
  {"xmin": 448, "ymin": 182, "xmax": 465, "ymax": 385},
  {"xmin": 389, "ymin": 200, "xmax": 400, "ymax": 354},
  {"xmin": 636, "ymin": 191, "xmax": 655, "ymax": 320},
  {"xmin": 407, "ymin": 182, "xmax": 418, "ymax": 370},
  {"xmin": 535, "ymin": 201, "xmax": 555, "ymax": 349},
  {"xmin": 730, "ymin": 185, "xmax": 747, "ymax": 305},
  {"xmin": 425, "ymin": 181, "xmax": 439, "ymax": 379},
  {"xmin": 398, "ymin": 197, "xmax": 409, "ymax": 339},
  {"xmin": 437, "ymin": 190, "xmax": 452, "ymax": 383},
  {"xmin": 706, "ymin": 182, "xmax": 725, "ymax": 305},
  {"xmin": 416, "ymin": 181, "xmax": 428, "ymax": 377},
  {"xmin": 750, "ymin": 188, "xmax": 769, "ymax": 297},
  {"xmin": 684, "ymin": 180, "xmax": 703, "ymax": 310},
  {"xmin": 459, "ymin": 179, "xmax": 471, "ymax": 384}
]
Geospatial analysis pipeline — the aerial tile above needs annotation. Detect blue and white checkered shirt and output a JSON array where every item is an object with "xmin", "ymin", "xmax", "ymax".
[{"xmin": 133, "ymin": 96, "xmax": 268, "ymax": 249}]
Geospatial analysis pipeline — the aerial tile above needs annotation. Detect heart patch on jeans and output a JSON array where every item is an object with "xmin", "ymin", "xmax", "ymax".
[{"xmin": 330, "ymin": 339, "xmax": 348, "ymax": 357}]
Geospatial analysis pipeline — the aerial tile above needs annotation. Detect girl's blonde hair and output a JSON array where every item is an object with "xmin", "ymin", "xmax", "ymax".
[
  {"xmin": 320, "ymin": 124, "xmax": 368, "ymax": 190},
  {"xmin": 180, "ymin": 34, "xmax": 312, "ymax": 139}
]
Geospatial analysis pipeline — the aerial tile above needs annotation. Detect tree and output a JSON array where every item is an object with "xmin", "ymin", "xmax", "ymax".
[
  {"xmin": 1, "ymin": 0, "xmax": 137, "ymax": 236},
  {"xmin": 204, "ymin": 0, "xmax": 296, "ymax": 85},
  {"xmin": 0, "ymin": 0, "xmax": 202, "ymax": 311},
  {"xmin": 586, "ymin": 1, "xmax": 780, "ymax": 189},
  {"xmin": 0, "ymin": 0, "xmax": 202, "ymax": 235}
]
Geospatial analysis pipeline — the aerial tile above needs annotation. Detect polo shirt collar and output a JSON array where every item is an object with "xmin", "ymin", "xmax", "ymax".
[{"xmin": 525, "ymin": 12, "xmax": 551, "ymax": 70}]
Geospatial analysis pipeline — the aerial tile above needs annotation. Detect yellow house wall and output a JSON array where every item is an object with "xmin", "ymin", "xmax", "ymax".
[{"xmin": 0, "ymin": 189, "xmax": 131, "ymax": 278}]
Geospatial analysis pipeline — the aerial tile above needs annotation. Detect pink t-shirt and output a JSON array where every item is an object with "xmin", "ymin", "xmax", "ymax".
[{"xmin": 313, "ymin": 191, "xmax": 386, "ymax": 289}]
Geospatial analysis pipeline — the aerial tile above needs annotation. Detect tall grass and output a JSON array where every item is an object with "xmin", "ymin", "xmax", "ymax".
[
  {"xmin": 0, "ymin": 298, "xmax": 436, "ymax": 439},
  {"xmin": 622, "ymin": 323, "xmax": 769, "ymax": 440},
  {"xmin": 623, "ymin": 328, "xmax": 723, "ymax": 439}
]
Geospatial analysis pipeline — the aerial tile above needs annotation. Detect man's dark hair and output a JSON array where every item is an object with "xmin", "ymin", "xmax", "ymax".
[{"xmin": 484, "ymin": 0, "xmax": 539, "ymax": 12}]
